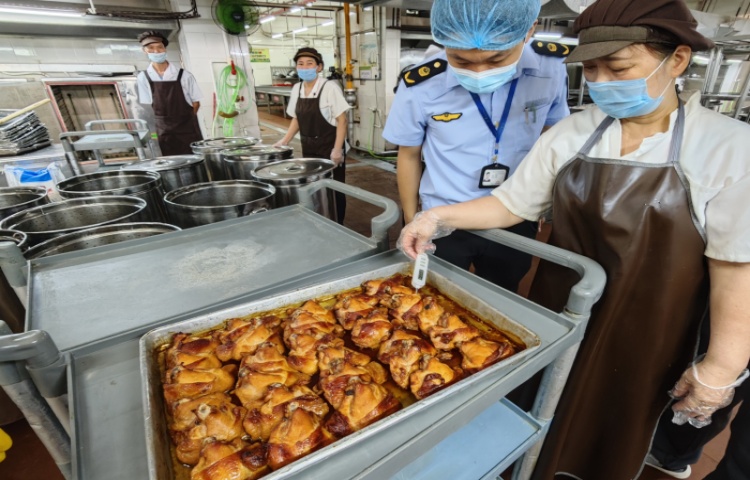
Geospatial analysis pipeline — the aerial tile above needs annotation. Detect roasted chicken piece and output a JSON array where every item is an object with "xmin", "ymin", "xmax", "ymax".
[
  {"xmin": 163, "ymin": 364, "xmax": 237, "ymax": 406},
  {"xmin": 361, "ymin": 274, "xmax": 414, "ymax": 297},
  {"xmin": 215, "ymin": 316, "xmax": 284, "ymax": 362},
  {"xmin": 409, "ymin": 354, "xmax": 460, "ymax": 399},
  {"xmin": 324, "ymin": 376, "xmax": 401, "ymax": 438},
  {"xmin": 417, "ymin": 297, "xmax": 479, "ymax": 350},
  {"xmin": 170, "ymin": 393, "xmax": 247, "ymax": 465},
  {"xmin": 165, "ymin": 333, "xmax": 223, "ymax": 371},
  {"xmin": 333, "ymin": 294, "xmax": 379, "ymax": 330},
  {"xmin": 285, "ymin": 333, "xmax": 343, "ymax": 376},
  {"xmin": 234, "ymin": 343, "xmax": 311, "ymax": 408},
  {"xmin": 191, "ymin": 439, "xmax": 269, "ymax": 480},
  {"xmin": 284, "ymin": 301, "xmax": 342, "ymax": 340},
  {"xmin": 378, "ymin": 329, "xmax": 437, "ymax": 389},
  {"xmin": 283, "ymin": 301, "xmax": 345, "ymax": 375},
  {"xmin": 350, "ymin": 308, "xmax": 393, "ymax": 350},
  {"xmin": 380, "ymin": 293, "xmax": 423, "ymax": 331},
  {"xmin": 459, "ymin": 336, "xmax": 516, "ymax": 372},
  {"xmin": 243, "ymin": 384, "xmax": 328, "ymax": 442},
  {"xmin": 267, "ymin": 401, "xmax": 332, "ymax": 470},
  {"xmin": 317, "ymin": 345, "xmax": 388, "ymax": 384}
]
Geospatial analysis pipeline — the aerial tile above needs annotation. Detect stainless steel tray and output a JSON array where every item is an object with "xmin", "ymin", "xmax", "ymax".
[
  {"xmin": 26, "ymin": 202, "xmax": 395, "ymax": 353},
  {"xmin": 140, "ymin": 253, "xmax": 565, "ymax": 480}
]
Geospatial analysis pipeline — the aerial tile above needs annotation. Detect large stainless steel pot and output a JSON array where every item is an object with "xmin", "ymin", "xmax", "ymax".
[
  {"xmin": 0, "ymin": 196, "xmax": 147, "ymax": 246},
  {"xmin": 0, "ymin": 229, "xmax": 27, "ymax": 251},
  {"xmin": 0, "ymin": 186, "xmax": 49, "ymax": 220},
  {"xmin": 25, "ymin": 222, "xmax": 181, "ymax": 259},
  {"xmin": 164, "ymin": 180, "xmax": 275, "ymax": 228},
  {"xmin": 56, "ymin": 170, "xmax": 167, "ymax": 222},
  {"xmin": 121, "ymin": 155, "xmax": 208, "ymax": 193},
  {"xmin": 252, "ymin": 158, "xmax": 336, "ymax": 220},
  {"xmin": 221, "ymin": 145, "xmax": 294, "ymax": 180},
  {"xmin": 190, "ymin": 137, "xmax": 260, "ymax": 181}
]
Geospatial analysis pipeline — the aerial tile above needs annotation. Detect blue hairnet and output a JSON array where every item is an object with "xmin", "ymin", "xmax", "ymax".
[{"xmin": 431, "ymin": 0, "xmax": 541, "ymax": 51}]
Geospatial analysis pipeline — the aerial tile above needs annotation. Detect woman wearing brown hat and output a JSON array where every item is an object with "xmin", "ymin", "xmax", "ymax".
[
  {"xmin": 274, "ymin": 47, "xmax": 350, "ymax": 224},
  {"xmin": 397, "ymin": 0, "xmax": 750, "ymax": 478}
]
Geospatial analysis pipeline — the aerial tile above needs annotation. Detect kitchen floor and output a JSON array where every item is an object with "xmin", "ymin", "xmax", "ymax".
[{"xmin": 0, "ymin": 111, "xmax": 736, "ymax": 480}]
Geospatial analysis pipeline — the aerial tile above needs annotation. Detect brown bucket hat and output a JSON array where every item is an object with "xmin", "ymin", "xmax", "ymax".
[
  {"xmin": 566, "ymin": 0, "xmax": 715, "ymax": 63},
  {"xmin": 293, "ymin": 47, "xmax": 323, "ymax": 64}
]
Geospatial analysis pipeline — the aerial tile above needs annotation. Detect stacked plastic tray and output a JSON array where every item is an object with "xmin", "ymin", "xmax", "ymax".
[{"xmin": 0, "ymin": 110, "xmax": 51, "ymax": 156}]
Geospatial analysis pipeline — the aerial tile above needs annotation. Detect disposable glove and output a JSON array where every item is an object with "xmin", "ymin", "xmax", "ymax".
[
  {"xmin": 272, "ymin": 140, "xmax": 287, "ymax": 148},
  {"xmin": 396, "ymin": 210, "xmax": 455, "ymax": 260},
  {"xmin": 331, "ymin": 148, "xmax": 345, "ymax": 166},
  {"xmin": 671, "ymin": 356, "xmax": 749, "ymax": 428}
]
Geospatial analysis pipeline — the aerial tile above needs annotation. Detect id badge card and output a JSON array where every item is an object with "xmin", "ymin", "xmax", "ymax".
[{"xmin": 479, "ymin": 164, "xmax": 509, "ymax": 188}]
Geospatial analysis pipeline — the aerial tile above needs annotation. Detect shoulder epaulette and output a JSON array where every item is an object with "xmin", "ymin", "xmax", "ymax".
[
  {"xmin": 403, "ymin": 59, "xmax": 447, "ymax": 87},
  {"xmin": 531, "ymin": 41, "xmax": 571, "ymax": 58}
]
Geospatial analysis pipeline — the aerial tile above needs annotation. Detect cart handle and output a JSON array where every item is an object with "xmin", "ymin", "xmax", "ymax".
[
  {"xmin": 469, "ymin": 228, "xmax": 606, "ymax": 317},
  {"xmin": 303, "ymin": 179, "xmax": 400, "ymax": 251},
  {"xmin": 84, "ymin": 118, "xmax": 148, "ymax": 131}
]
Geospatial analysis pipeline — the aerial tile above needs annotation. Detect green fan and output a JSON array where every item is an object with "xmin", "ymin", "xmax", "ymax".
[{"xmin": 212, "ymin": 0, "xmax": 261, "ymax": 36}]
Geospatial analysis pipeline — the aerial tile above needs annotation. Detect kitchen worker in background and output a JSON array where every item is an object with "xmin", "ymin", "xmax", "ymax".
[
  {"xmin": 274, "ymin": 47, "xmax": 350, "ymax": 224},
  {"xmin": 397, "ymin": 0, "xmax": 750, "ymax": 478},
  {"xmin": 382, "ymin": 0, "xmax": 570, "ymax": 292},
  {"xmin": 136, "ymin": 31, "xmax": 203, "ymax": 156}
]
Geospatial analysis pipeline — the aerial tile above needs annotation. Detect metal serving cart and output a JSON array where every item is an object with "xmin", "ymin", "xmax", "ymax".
[{"xmin": 1, "ymin": 221, "xmax": 604, "ymax": 480}]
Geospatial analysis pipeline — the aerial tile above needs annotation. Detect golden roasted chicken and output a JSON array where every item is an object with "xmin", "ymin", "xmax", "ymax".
[
  {"xmin": 458, "ymin": 336, "xmax": 516, "ymax": 372},
  {"xmin": 350, "ymin": 308, "xmax": 393, "ymax": 350},
  {"xmin": 215, "ymin": 316, "xmax": 284, "ymax": 362},
  {"xmin": 243, "ymin": 384, "xmax": 329, "ymax": 443},
  {"xmin": 234, "ymin": 343, "xmax": 311, "ymax": 409},
  {"xmin": 417, "ymin": 297, "xmax": 480, "ymax": 350},
  {"xmin": 170, "ymin": 392, "xmax": 246, "ymax": 465},
  {"xmin": 191, "ymin": 439, "xmax": 269, "ymax": 480},
  {"xmin": 409, "ymin": 354, "xmax": 460, "ymax": 399},
  {"xmin": 333, "ymin": 293, "xmax": 379, "ymax": 330},
  {"xmin": 161, "ymin": 273, "xmax": 524, "ymax": 479}
]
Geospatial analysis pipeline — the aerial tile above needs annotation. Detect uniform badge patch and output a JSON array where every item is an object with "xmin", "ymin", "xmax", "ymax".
[
  {"xmin": 432, "ymin": 112, "xmax": 462, "ymax": 122},
  {"xmin": 403, "ymin": 59, "xmax": 447, "ymax": 87},
  {"xmin": 531, "ymin": 41, "xmax": 571, "ymax": 58}
]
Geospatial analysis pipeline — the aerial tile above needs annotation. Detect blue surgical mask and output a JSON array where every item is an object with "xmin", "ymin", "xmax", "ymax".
[
  {"xmin": 450, "ymin": 61, "xmax": 519, "ymax": 94},
  {"xmin": 587, "ymin": 56, "xmax": 672, "ymax": 119},
  {"xmin": 148, "ymin": 52, "xmax": 167, "ymax": 64},
  {"xmin": 297, "ymin": 68, "xmax": 319, "ymax": 82}
]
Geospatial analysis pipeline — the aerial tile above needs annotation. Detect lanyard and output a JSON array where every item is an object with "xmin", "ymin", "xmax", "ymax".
[{"xmin": 470, "ymin": 77, "xmax": 519, "ymax": 164}]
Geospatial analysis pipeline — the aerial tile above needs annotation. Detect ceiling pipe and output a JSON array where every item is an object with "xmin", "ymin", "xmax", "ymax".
[{"xmin": 343, "ymin": 3, "xmax": 354, "ymax": 92}]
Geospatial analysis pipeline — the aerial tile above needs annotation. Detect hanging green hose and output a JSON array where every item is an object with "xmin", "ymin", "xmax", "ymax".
[{"xmin": 213, "ymin": 61, "xmax": 248, "ymax": 137}]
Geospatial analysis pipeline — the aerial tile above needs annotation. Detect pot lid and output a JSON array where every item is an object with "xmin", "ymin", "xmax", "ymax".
[
  {"xmin": 192, "ymin": 137, "xmax": 259, "ymax": 150},
  {"xmin": 122, "ymin": 155, "xmax": 203, "ymax": 172},
  {"xmin": 253, "ymin": 158, "xmax": 335, "ymax": 183},
  {"xmin": 223, "ymin": 145, "xmax": 293, "ymax": 159}
]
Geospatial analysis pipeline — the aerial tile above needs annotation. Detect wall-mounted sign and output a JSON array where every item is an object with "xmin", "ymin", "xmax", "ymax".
[{"xmin": 250, "ymin": 48, "xmax": 271, "ymax": 63}]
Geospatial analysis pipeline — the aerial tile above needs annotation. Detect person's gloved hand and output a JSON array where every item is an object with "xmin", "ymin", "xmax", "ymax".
[
  {"xmin": 396, "ymin": 210, "xmax": 455, "ymax": 260},
  {"xmin": 670, "ymin": 357, "xmax": 749, "ymax": 428},
  {"xmin": 273, "ymin": 140, "xmax": 287, "ymax": 148},
  {"xmin": 331, "ymin": 148, "xmax": 345, "ymax": 166}
]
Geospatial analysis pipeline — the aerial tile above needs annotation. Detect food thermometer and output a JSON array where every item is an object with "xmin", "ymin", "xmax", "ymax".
[{"xmin": 411, "ymin": 252, "xmax": 429, "ymax": 291}]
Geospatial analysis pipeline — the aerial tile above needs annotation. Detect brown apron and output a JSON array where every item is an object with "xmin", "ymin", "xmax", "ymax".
[
  {"xmin": 147, "ymin": 68, "xmax": 203, "ymax": 156},
  {"xmin": 296, "ymin": 80, "xmax": 346, "ymax": 224},
  {"xmin": 530, "ymin": 102, "xmax": 710, "ymax": 480}
]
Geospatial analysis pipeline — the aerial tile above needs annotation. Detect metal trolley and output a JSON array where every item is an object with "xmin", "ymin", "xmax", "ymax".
[{"xmin": 0, "ymin": 203, "xmax": 605, "ymax": 480}]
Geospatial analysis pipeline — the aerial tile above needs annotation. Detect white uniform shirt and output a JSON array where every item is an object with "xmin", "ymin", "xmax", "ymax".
[
  {"xmin": 493, "ymin": 92, "xmax": 750, "ymax": 262},
  {"xmin": 286, "ymin": 78, "xmax": 350, "ymax": 126},
  {"xmin": 136, "ymin": 63, "xmax": 203, "ymax": 107}
]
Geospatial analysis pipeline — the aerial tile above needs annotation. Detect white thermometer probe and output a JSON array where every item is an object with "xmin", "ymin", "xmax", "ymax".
[{"xmin": 411, "ymin": 253, "xmax": 430, "ymax": 291}]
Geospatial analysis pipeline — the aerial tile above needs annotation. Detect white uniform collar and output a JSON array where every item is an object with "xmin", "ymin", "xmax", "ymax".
[
  {"xmin": 300, "ymin": 77, "xmax": 325, "ymax": 98},
  {"xmin": 147, "ymin": 62, "xmax": 176, "ymax": 79}
]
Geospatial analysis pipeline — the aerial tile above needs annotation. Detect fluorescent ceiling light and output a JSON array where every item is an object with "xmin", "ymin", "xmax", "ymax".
[
  {"xmin": 534, "ymin": 32, "xmax": 563, "ymax": 40},
  {"xmin": 365, "ymin": 31, "xmax": 375, "ymax": 35},
  {"xmin": 320, "ymin": 20, "xmax": 334, "ymax": 27},
  {"xmin": 363, "ymin": 6, "xmax": 373, "ymax": 11},
  {"xmin": 725, "ymin": 59, "xmax": 744, "ymax": 64},
  {"xmin": 260, "ymin": 15, "xmax": 276, "ymax": 24},
  {"xmin": 272, "ymin": 33, "xmax": 283, "ymax": 39},
  {"xmin": 0, "ymin": 6, "xmax": 84, "ymax": 17},
  {"xmin": 289, "ymin": 6, "xmax": 303, "ymax": 13},
  {"xmin": 293, "ymin": 26, "xmax": 308, "ymax": 33}
]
